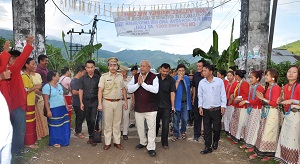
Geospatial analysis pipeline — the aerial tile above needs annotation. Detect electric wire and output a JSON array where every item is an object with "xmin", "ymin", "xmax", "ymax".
[
  {"xmin": 278, "ymin": 0, "xmax": 300, "ymax": 5},
  {"xmin": 51, "ymin": 0, "xmax": 94, "ymax": 26}
]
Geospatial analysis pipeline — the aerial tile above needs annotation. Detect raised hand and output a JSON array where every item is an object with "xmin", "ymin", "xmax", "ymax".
[
  {"xmin": 3, "ymin": 41, "xmax": 10, "ymax": 52},
  {"xmin": 26, "ymin": 35, "xmax": 34, "ymax": 45}
]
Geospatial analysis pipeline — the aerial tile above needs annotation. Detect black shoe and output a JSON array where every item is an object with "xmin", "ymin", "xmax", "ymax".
[
  {"xmin": 87, "ymin": 139, "xmax": 97, "ymax": 146},
  {"xmin": 148, "ymin": 150, "xmax": 156, "ymax": 156},
  {"xmin": 193, "ymin": 136, "xmax": 199, "ymax": 142},
  {"xmin": 129, "ymin": 124, "xmax": 135, "ymax": 128},
  {"xmin": 135, "ymin": 144, "xmax": 146, "ymax": 150},
  {"xmin": 200, "ymin": 147, "xmax": 213, "ymax": 154},
  {"xmin": 212, "ymin": 142, "xmax": 218, "ymax": 150},
  {"xmin": 123, "ymin": 135, "xmax": 128, "ymax": 140}
]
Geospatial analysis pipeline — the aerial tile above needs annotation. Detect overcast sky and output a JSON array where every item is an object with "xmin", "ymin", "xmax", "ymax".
[{"xmin": 0, "ymin": 0, "xmax": 299, "ymax": 58}]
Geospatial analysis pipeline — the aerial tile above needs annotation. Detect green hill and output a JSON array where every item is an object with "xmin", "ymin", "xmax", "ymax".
[
  {"xmin": 277, "ymin": 40, "xmax": 300, "ymax": 56},
  {"xmin": 0, "ymin": 29, "xmax": 198, "ymax": 68}
]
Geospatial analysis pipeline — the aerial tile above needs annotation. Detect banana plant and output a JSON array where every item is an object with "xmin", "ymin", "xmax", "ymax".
[
  {"xmin": 221, "ymin": 19, "xmax": 240, "ymax": 69},
  {"xmin": 193, "ymin": 30, "xmax": 220, "ymax": 68},
  {"xmin": 46, "ymin": 44, "xmax": 68, "ymax": 71},
  {"xmin": 193, "ymin": 19, "xmax": 240, "ymax": 70},
  {"xmin": 73, "ymin": 43, "xmax": 102, "ymax": 65}
]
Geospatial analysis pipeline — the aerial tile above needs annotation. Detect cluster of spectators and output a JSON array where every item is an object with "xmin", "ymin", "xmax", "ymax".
[{"xmin": 2, "ymin": 37, "xmax": 299, "ymax": 164}]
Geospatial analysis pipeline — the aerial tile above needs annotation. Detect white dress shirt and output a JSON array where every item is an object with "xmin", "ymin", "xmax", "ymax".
[
  {"xmin": 127, "ymin": 72, "xmax": 159, "ymax": 94},
  {"xmin": 198, "ymin": 77, "xmax": 227, "ymax": 109}
]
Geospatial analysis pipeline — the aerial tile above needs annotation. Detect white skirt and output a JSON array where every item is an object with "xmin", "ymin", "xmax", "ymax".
[
  {"xmin": 224, "ymin": 105, "xmax": 234, "ymax": 132},
  {"xmin": 229, "ymin": 108, "xmax": 248, "ymax": 141},
  {"xmin": 255, "ymin": 107, "xmax": 280, "ymax": 157},
  {"xmin": 275, "ymin": 112, "xmax": 300, "ymax": 164},
  {"xmin": 244, "ymin": 107, "xmax": 261, "ymax": 147}
]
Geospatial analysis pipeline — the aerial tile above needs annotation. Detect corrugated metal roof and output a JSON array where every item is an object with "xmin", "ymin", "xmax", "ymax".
[
  {"xmin": 272, "ymin": 49, "xmax": 295, "ymax": 56},
  {"xmin": 271, "ymin": 56, "xmax": 297, "ymax": 64}
]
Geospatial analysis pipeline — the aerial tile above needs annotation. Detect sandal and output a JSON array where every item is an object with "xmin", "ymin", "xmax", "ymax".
[
  {"xmin": 25, "ymin": 144, "xmax": 39, "ymax": 149},
  {"xmin": 239, "ymin": 144, "xmax": 246, "ymax": 149},
  {"xmin": 53, "ymin": 144, "xmax": 61, "ymax": 148},
  {"xmin": 181, "ymin": 133, "xmax": 187, "ymax": 139},
  {"xmin": 261, "ymin": 157, "xmax": 270, "ymax": 161},
  {"xmin": 245, "ymin": 147, "xmax": 254, "ymax": 153},
  {"xmin": 74, "ymin": 133, "xmax": 85, "ymax": 139},
  {"xmin": 231, "ymin": 141, "xmax": 237, "ymax": 145},
  {"xmin": 171, "ymin": 137, "xmax": 178, "ymax": 142},
  {"xmin": 249, "ymin": 153, "xmax": 257, "ymax": 159}
]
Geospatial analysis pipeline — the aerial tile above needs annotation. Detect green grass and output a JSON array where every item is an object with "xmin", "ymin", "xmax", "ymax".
[{"xmin": 277, "ymin": 40, "xmax": 300, "ymax": 56}]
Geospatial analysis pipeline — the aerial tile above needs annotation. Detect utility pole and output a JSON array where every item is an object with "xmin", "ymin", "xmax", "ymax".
[
  {"xmin": 89, "ymin": 15, "xmax": 98, "ymax": 59},
  {"xmin": 267, "ymin": 0, "xmax": 278, "ymax": 66},
  {"xmin": 12, "ymin": 0, "xmax": 46, "ymax": 61},
  {"xmin": 67, "ymin": 28, "xmax": 91, "ymax": 62},
  {"xmin": 237, "ymin": 0, "xmax": 249, "ymax": 70},
  {"xmin": 237, "ymin": 0, "xmax": 271, "ymax": 75},
  {"xmin": 69, "ymin": 15, "xmax": 98, "ymax": 60},
  {"xmin": 247, "ymin": 0, "xmax": 271, "ymax": 72}
]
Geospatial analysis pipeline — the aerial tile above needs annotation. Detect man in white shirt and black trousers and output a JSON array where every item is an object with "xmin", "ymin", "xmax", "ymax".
[{"xmin": 198, "ymin": 64, "xmax": 227, "ymax": 154}]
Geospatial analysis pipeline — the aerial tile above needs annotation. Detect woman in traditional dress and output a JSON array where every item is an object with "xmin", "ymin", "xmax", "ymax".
[
  {"xmin": 250, "ymin": 69, "xmax": 281, "ymax": 161},
  {"xmin": 22, "ymin": 57, "xmax": 41, "ymax": 149},
  {"xmin": 217, "ymin": 70, "xmax": 228, "ymax": 130},
  {"xmin": 43, "ymin": 70, "xmax": 70, "ymax": 148},
  {"xmin": 217, "ymin": 70, "xmax": 227, "ymax": 82},
  {"xmin": 31, "ymin": 68, "xmax": 49, "ymax": 139},
  {"xmin": 229, "ymin": 70, "xmax": 249, "ymax": 144},
  {"xmin": 275, "ymin": 65, "xmax": 300, "ymax": 164},
  {"xmin": 223, "ymin": 71, "xmax": 238, "ymax": 138},
  {"xmin": 239, "ymin": 70, "xmax": 264, "ymax": 153},
  {"xmin": 59, "ymin": 67, "xmax": 72, "ymax": 128}
]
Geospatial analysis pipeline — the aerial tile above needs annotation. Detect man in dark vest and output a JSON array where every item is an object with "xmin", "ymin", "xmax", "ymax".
[{"xmin": 128, "ymin": 60, "xmax": 159, "ymax": 156}]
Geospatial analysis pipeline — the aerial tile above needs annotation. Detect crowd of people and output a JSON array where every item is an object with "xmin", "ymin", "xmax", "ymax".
[{"xmin": 0, "ymin": 36, "xmax": 300, "ymax": 164}]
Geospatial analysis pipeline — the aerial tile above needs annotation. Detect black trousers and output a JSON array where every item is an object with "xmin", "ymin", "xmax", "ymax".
[
  {"xmin": 156, "ymin": 108, "xmax": 171, "ymax": 146},
  {"xmin": 188, "ymin": 110, "xmax": 194, "ymax": 124},
  {"xmin": 203, "ymin": 108, "xmax": 222, "ymax": 148},
  {"xmin": 84, "ymin": 105, "xmax": 98, "ymax": 138},
  {"xmin": 193, "ymin": 104, "xmax": 203, "ymax": 138},
  {"xmin": 74, "ymin": 106, "xmax": 86, "ymax": 134}
]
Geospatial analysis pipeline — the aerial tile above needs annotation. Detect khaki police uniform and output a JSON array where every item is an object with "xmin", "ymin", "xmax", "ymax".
[
  {"xmin": 98, "ymin": 58, "xmax": 125, "ymax": 145},
  {"xmin": 121, "ymin": 75, "xmax": 133, "ymax": 136},
  {"xmin": 129, "ymin": 75, "xmax": 136, "ymax": 125}
]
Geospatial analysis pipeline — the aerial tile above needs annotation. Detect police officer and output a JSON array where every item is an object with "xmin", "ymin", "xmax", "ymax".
[
  {"xmin": 129, "ymin": 66, "xmax": 138, "ymax": 128},
  {"xmin": 98, "ymin": 57, "xmax": 128, "ymax": 150},
  {"xmin": 119, "ymin": 65, "xmax": 133, "ymax": 140}
]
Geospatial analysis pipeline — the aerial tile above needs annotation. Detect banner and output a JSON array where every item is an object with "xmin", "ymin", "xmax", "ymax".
[{"xmin": 112, "ymin": 7, "xmax": 213, "ymax": 37}]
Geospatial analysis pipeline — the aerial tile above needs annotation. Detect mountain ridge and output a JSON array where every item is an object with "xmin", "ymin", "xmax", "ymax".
[
  {"xmin": 0, "ymin": 29, "xmax": 197, "ymax": 68},
  {"xmin": 277, "ymin": 40, "xmax": 300, "ymax": 56}
]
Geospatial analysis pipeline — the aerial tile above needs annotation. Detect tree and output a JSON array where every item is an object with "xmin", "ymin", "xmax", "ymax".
[
  {"xmin": 0, "ymin": 37, "xmax": 14, "ymax": 52},
  {"xmin": 0, "ymin": 37, "xmax": 6, "ymax": 52},
  {"xmin": 177, "ymin": 57, "xmax": 190, "ymax": 67},
  {"xmin": 46, "ymin": 44, "xmax": 68, "ymax": 71},
  {"xmin": 96, "ymin": 63, "xmax": 109, "ymax": 74}
]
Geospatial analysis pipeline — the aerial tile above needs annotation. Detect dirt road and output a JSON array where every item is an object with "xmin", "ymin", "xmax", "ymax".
[{"xmin": 26, "ymin": 125, "xmax": 257, "ymax": 164}]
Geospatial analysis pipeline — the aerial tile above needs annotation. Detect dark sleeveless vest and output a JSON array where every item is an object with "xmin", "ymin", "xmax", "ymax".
[{"xmin": 134, "ymin": 72, "xmax": 158, "ymax": 113}]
